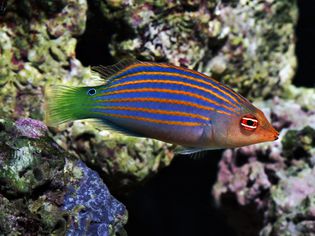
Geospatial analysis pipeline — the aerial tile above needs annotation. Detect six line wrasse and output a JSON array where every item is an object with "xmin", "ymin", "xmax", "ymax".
[{"xmin": 45, "ymin": 60, "xmax": 279, "ymax": 154}]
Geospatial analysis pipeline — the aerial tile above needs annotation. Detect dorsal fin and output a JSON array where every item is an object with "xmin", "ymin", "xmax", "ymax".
[{"xmin": 91, "ymin": 58, "xmax": 143, "ymax": 81}]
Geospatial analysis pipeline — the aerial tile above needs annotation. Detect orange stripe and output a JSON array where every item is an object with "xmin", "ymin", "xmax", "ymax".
[
  {"xmin": 91, "ymin": 112, "xmax": 203, "ymax": 127},
  {"xmin": 230, "ymin": 90, "xmax": 248, "ymax": 104},
  {"xmin": 92, "ymin": 106, "xmax": 210, "ymax": 121},
  {"xmin": 110, "ymin": 63, "xmax": 241, "ymax": 106},
  {"xmin": 99, "ymin": 87, "xmax": 235, "ymax": 113},
  {"xmin": 165, "ymin": 63, "xmax": 249, "ymax": 104},
  {"xmin": 108, "ymin": 79, "xmax": 237, "ymax": 107},
  {"xmin": 112, "ymin": 62, "xmax": 144, "ymax": 77},
  {"xmin": 111, "ymin": 71, "xmax": 238, "ymax": 108},
  {"xmin": 111, "ymin": 70, "xmax": 238, "ymax": 108},
  {"xmin": 95, "ymin": 97, "xmax": 233, "ymax": 117}
]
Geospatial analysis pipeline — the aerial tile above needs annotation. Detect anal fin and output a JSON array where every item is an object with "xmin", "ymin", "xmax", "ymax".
[{"xmin": 175, "ymin": 146, "xmax": 214, "ymax": 155}]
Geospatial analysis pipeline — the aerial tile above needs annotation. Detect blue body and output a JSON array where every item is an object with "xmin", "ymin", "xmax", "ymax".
[{"xmin": 89, "ymin": 62, "xmax": 247, "ymax": 147}]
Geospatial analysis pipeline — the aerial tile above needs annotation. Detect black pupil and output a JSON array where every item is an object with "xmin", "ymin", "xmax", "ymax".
[
  {"xmin": 247, "ymin": 120, "xmax": 254, "ymax": 126},
  {"xmin": 88, "ymin": 89, "xmax": 96, "ymax": 95}
]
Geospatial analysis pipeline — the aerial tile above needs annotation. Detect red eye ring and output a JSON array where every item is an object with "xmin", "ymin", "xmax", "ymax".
[{"xmin": 240, "ymin": 115, "xmax": 258, "ymax": 131}]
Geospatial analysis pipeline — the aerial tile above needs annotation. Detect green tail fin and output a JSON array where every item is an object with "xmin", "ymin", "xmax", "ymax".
[{"xmin": 45, "ymin": 85, "xmax": 91, "ymax": 127}]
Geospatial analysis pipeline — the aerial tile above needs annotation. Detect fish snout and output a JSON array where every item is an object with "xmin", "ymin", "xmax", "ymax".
[
  {"xmin": 263, "ymin": 127, "xmax": 279, "ymax": 142},
  {"xmin": 272, "ymin": 129, "xmax": 279, "ymax": 141}
]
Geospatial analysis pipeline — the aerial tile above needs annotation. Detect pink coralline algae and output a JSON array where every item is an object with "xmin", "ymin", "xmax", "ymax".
[
  {"xmin": 213, "ymin": 147, "xmax": 274, "ymax": 207},
  {"xmin": 14, "ymin": 118, "xmax": 48, "ymax": 139},
  {"xmin": 213, "ymin": 95, "xmax": 315, "ymax": 235}
]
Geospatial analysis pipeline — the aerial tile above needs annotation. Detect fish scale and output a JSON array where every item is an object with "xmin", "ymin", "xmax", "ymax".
[
  {"xmin": 104, "ymin": 78, "xmax": 238, "ymax": 110},
  {"xmin": 109, "ymin": 64, "xmax": 243, "ymax": 106},
  {"xmin": 92, "ymin": 63, "xmax": 242, "ymax": 123}
]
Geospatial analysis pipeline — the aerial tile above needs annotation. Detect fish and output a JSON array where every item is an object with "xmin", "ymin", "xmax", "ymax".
[{"xmin": 45, "ymin": 59, "xmax": 279, "ymax": 154}]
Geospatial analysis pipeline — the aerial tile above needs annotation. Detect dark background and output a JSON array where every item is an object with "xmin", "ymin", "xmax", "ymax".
[
  {"xmin": 294, "ymin": 1, "xmax": 315, "ymax": 87},
  {"xmin": 76, "ymin": 1, "xmax": 314, "ymax": 236}
]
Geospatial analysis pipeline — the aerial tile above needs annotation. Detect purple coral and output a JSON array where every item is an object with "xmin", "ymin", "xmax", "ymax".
[
  {"xmin": 14, "ymin": 118, "xmax": 48, "ymax": 139},
  {"xmin": 63, "ymin": 161, "xmax": 127, "ymax": 236},
  {"xmin": 213, "ymin": 147, "xmax": 273, "ymax": 208}
]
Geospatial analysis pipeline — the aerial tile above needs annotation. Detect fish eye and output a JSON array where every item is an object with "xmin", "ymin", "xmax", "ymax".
[
  {"xmin": 240, "ymin": 115, "xmax": 258, "ymax": 131},
  {"xmin": 87, "ymin": 88, "xmax": 96, "ymax": 96}
]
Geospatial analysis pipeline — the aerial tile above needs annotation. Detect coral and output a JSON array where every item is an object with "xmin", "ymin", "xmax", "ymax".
[
  {"xmin": 0, "ymin": 118, "xmax": 127, "ymax": 235},
  {"xmin": 0, "ymin": 0, "xmax": 90, "ymax": 119},
  {"xmin": 0, "ymin": 118, "xmax": 68, "ymax": 234},
  {"xmin": 15, "ymin": 118, "xmax": 48, "ymax": 139},
  {"xmin": 0, "ymin": 194, "xmax": 43, "ymax": 235},
  {"xmin": 0, "ymin": 118, "xmax": 65, "ymax": 196},
  {"xmin": 213, "ymin": 88, "xmax": 315, "ymax": 235},
  {"xmin": 262, "ymin": 165, "xmax": 315, "ymax": 235},
  {"xmin": 94, "ymin": 0, "xmax": 298, "ymax": 99},
  {"xmin": 64, "ymin": 160, "xmax": 127, "ymax": 235}
]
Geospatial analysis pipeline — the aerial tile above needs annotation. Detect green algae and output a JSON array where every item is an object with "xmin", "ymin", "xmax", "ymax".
[
  {"xmin": 0, "ymin": 119, "xmax": 65, "ymax": 196},
  {"xmin": 0, "ymin": 0, "xmax": 88, "ymax": 119},
  {"xmin": 282, "ymin": 126, "xmax": 315, "ymax": 160},
  {"xmin": 0, "ymin": 119, "xmax": 67, "ymax": 234},
  {"xmin": 282, "ymin": 85, "xmax": 315, "ymax": 111}
]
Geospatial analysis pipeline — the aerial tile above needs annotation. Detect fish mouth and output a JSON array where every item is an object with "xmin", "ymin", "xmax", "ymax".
[
  {"xmin": 263, "ymin": 127, "xmax": 279, "ymax": 142},
  {"xmin": 271, "ymin": 128, "xmax": 279, "ymax": 141}
]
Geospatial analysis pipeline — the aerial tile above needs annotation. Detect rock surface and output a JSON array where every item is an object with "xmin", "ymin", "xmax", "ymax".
[
  {"xmin": 93, "ymin": 0, "xmax": 298, "ymax": 99},
  {"xmin": 213, "ymin": 87, "xmax": 315, "ymax": 235},
  {"xmin": 0, "ymin": 118, "xmax": 127, "ymax": 235}
]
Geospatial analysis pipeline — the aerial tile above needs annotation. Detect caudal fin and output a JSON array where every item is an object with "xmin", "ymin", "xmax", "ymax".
[{"xmin": 44, "ymin": 85, "xmax": 89, "ymax": 126}]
